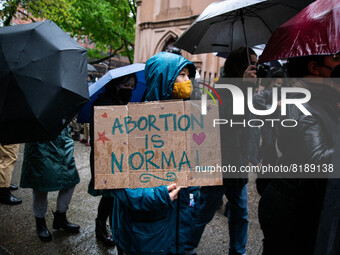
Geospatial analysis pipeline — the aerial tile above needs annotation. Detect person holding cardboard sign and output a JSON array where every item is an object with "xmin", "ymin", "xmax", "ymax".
[{"xmin": 110, "ymin": 52, "xmax": 199, "ymax": 255}]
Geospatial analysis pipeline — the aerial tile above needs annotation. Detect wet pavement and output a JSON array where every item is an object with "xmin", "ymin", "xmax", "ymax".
[{"xmin": 0, "ymin": 142, "xmax": 263, "ymax": 255}]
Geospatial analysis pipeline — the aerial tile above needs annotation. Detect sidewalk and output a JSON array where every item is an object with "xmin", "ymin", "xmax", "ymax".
[{"xmin": 0, "ymin": 142, "xmax": 263, "ymax": 255}]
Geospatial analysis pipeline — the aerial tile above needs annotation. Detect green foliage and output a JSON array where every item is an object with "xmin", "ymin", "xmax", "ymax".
[
  {"xmin": 0, "ymin": 0, "xmax": 78, "ymax": 26},
  {"xmin": 60, "ymin": 0, "xmax": 136, "ymax": 63},
  {"xmin": 1, "ymin": 0, "xmax": 137, "ymax": 63},
  {"xmin": 87, "ymin": 48, "xmax": 106, "ymax": 60}
]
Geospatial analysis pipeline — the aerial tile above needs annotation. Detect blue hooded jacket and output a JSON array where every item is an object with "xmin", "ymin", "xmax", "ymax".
[
  {"xmin": 144, "ymin": 52, "xmax": 196, "ymax": 101},
  {"xmin": 111, "ymin": 52, "xmax": 199, "ymax": 255}
]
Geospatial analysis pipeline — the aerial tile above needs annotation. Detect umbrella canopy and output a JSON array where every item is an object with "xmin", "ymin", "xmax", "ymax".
[
  {"xmin": 174, "ymin": 0, "xmax": 315, "ymax": 55},
  {"xmin": 215, "ymin": 43, "xmax": 266, "ymax": 58},
  {"xmin": 77, "ymin": 63, "xmax": 146, "ymax": 123},
  {"xmin": 87, "ymin": 63, "xmax": 97, "ymax": 72},
  {"xmin": 0, "ymin": 20, "xmax": 89, "ymax": 145},
  {"xmin": 259, "ymin": 0, "xmax": 340, "ymax": 63}
]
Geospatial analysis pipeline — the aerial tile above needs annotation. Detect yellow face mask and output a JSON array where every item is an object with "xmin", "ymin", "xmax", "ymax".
[{"xmin": 172, "ymin": 80, "xmax": 192, "ymax": 99}]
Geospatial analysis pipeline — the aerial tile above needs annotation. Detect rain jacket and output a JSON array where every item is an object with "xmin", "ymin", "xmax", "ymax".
[
  {"xmin": 20, "ymin": 127, "xmax": 79, "ymax": 192},
  {"xmin": 144, "ymin": 52, "xmax": 196, "ymax": 101},
  {"xmin": 111, "ymin": 52, "xmax": 199, "ymax": 255},
  {"xmin": 259, "ymin": 80, "xmax": 340, "ymax": 254}
]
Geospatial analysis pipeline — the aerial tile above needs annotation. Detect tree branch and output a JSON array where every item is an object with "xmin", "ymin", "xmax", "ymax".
[
  {"xmin": 3, "ymin": 0, "xmax": 21, "ymax": 26},
  {"xmin": 89, "ymin": 44, "xmax": 124, "ymax": 64},
  {"xmin": 127, "ymin": 0, "xmax": 136, "ymax": 22},
  {"xmin": 18, "ymin": 9, "xmax": 36, "ymax": 22}
]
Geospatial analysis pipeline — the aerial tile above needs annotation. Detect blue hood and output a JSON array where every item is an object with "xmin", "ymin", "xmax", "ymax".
[{"xmin": 144, "ymin": 52, "xmax": 196, "ymax": 101}]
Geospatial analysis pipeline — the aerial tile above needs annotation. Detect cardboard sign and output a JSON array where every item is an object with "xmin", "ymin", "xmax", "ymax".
[{"xmin": 94, "ymin": 100, "xmax": 222, "ymax": 189}]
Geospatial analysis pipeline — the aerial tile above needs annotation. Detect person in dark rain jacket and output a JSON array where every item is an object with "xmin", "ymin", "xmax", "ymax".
[
  {"xmin": 258, "ymin": 53, "xmax": 340, "ymax": 255},
  {"xmin": 21, "ymin": 127, "xmax": 80, "ymax": 242}
]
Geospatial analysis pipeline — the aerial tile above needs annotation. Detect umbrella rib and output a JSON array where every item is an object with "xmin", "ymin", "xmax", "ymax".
[
  {"xmin": 244, "ymin": 2, "xmax": 304, "ymax": 35},
  {"xmin": 246, "ymin": 3, "xmax": 276, "ymax": 14},
  {"xmin": 246, "ymin": 3, "xmax": 300, "ymax": 16},
  {"xmin": 230, "ymin": 11, "xmax": 240, "ymax": 25},
  {"xmin": 12, "ymin": 23, "xmax": 46, "ymax": 70},
  {"xmin": 12, "ymin": 29, "xmax": 35, "ymax": 70},
  {"xmin": 210, "ymin": 11, "xmax": 237, "ymax": 25},
  {"xmin": 270, "ymin": 3, "xmax": 301, "ymax": 12},
  {"xmin": 247, "ymin": 9, "xmax": 273, "ymax": 34}
]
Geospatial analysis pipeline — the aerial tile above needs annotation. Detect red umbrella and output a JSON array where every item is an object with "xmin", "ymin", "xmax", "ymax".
[{"xmin": 259, "ymin": 0, "xmax": 340, "ymax": 63}]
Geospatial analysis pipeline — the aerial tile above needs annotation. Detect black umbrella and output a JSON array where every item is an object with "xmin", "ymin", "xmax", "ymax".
[
  {"xmin": 0, "ymin": 20, "xmax": 89, "ymax": 145},
  {"xmin": 175, "ymin": 0, "xmax": 315, "ymax": 57}
]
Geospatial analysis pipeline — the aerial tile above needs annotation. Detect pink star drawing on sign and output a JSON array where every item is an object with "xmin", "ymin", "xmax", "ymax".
[{"xmin": 96, "ymin": 131, "xmax": 110, "ymax": 145}]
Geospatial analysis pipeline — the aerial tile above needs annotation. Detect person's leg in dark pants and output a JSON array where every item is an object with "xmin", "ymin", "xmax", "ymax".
[
  {"xmin": 225, "ymin": 184, "xmax": 248, "ymax": 255},
  {"xmin": 258, "ymin": 183, "xmax": 298, "ymax": 255},
  {"xmin": 190, "ymin": 185, "xmax": 226, "ymax": 249},
  {"xmin": 96, "ymin": 196, "xmax": 115, "ymax": 246},
  {"xmin": 53, "ymin": 187, "xmax": 80, "ymax": 233},
  {"xmin": 33, "ymin": 190, "xmax": 51, "ymax": 241}
]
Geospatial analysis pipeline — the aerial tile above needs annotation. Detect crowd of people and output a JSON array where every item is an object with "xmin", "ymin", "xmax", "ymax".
[{"xmin": 1, "ymin": 44, "xmax": 339, "ymax": 254}]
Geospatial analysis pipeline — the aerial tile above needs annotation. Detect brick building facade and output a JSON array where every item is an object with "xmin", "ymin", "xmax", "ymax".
[{"xmin": 134, "ymin": 0, "xmax": 225, "ymax": 83}]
